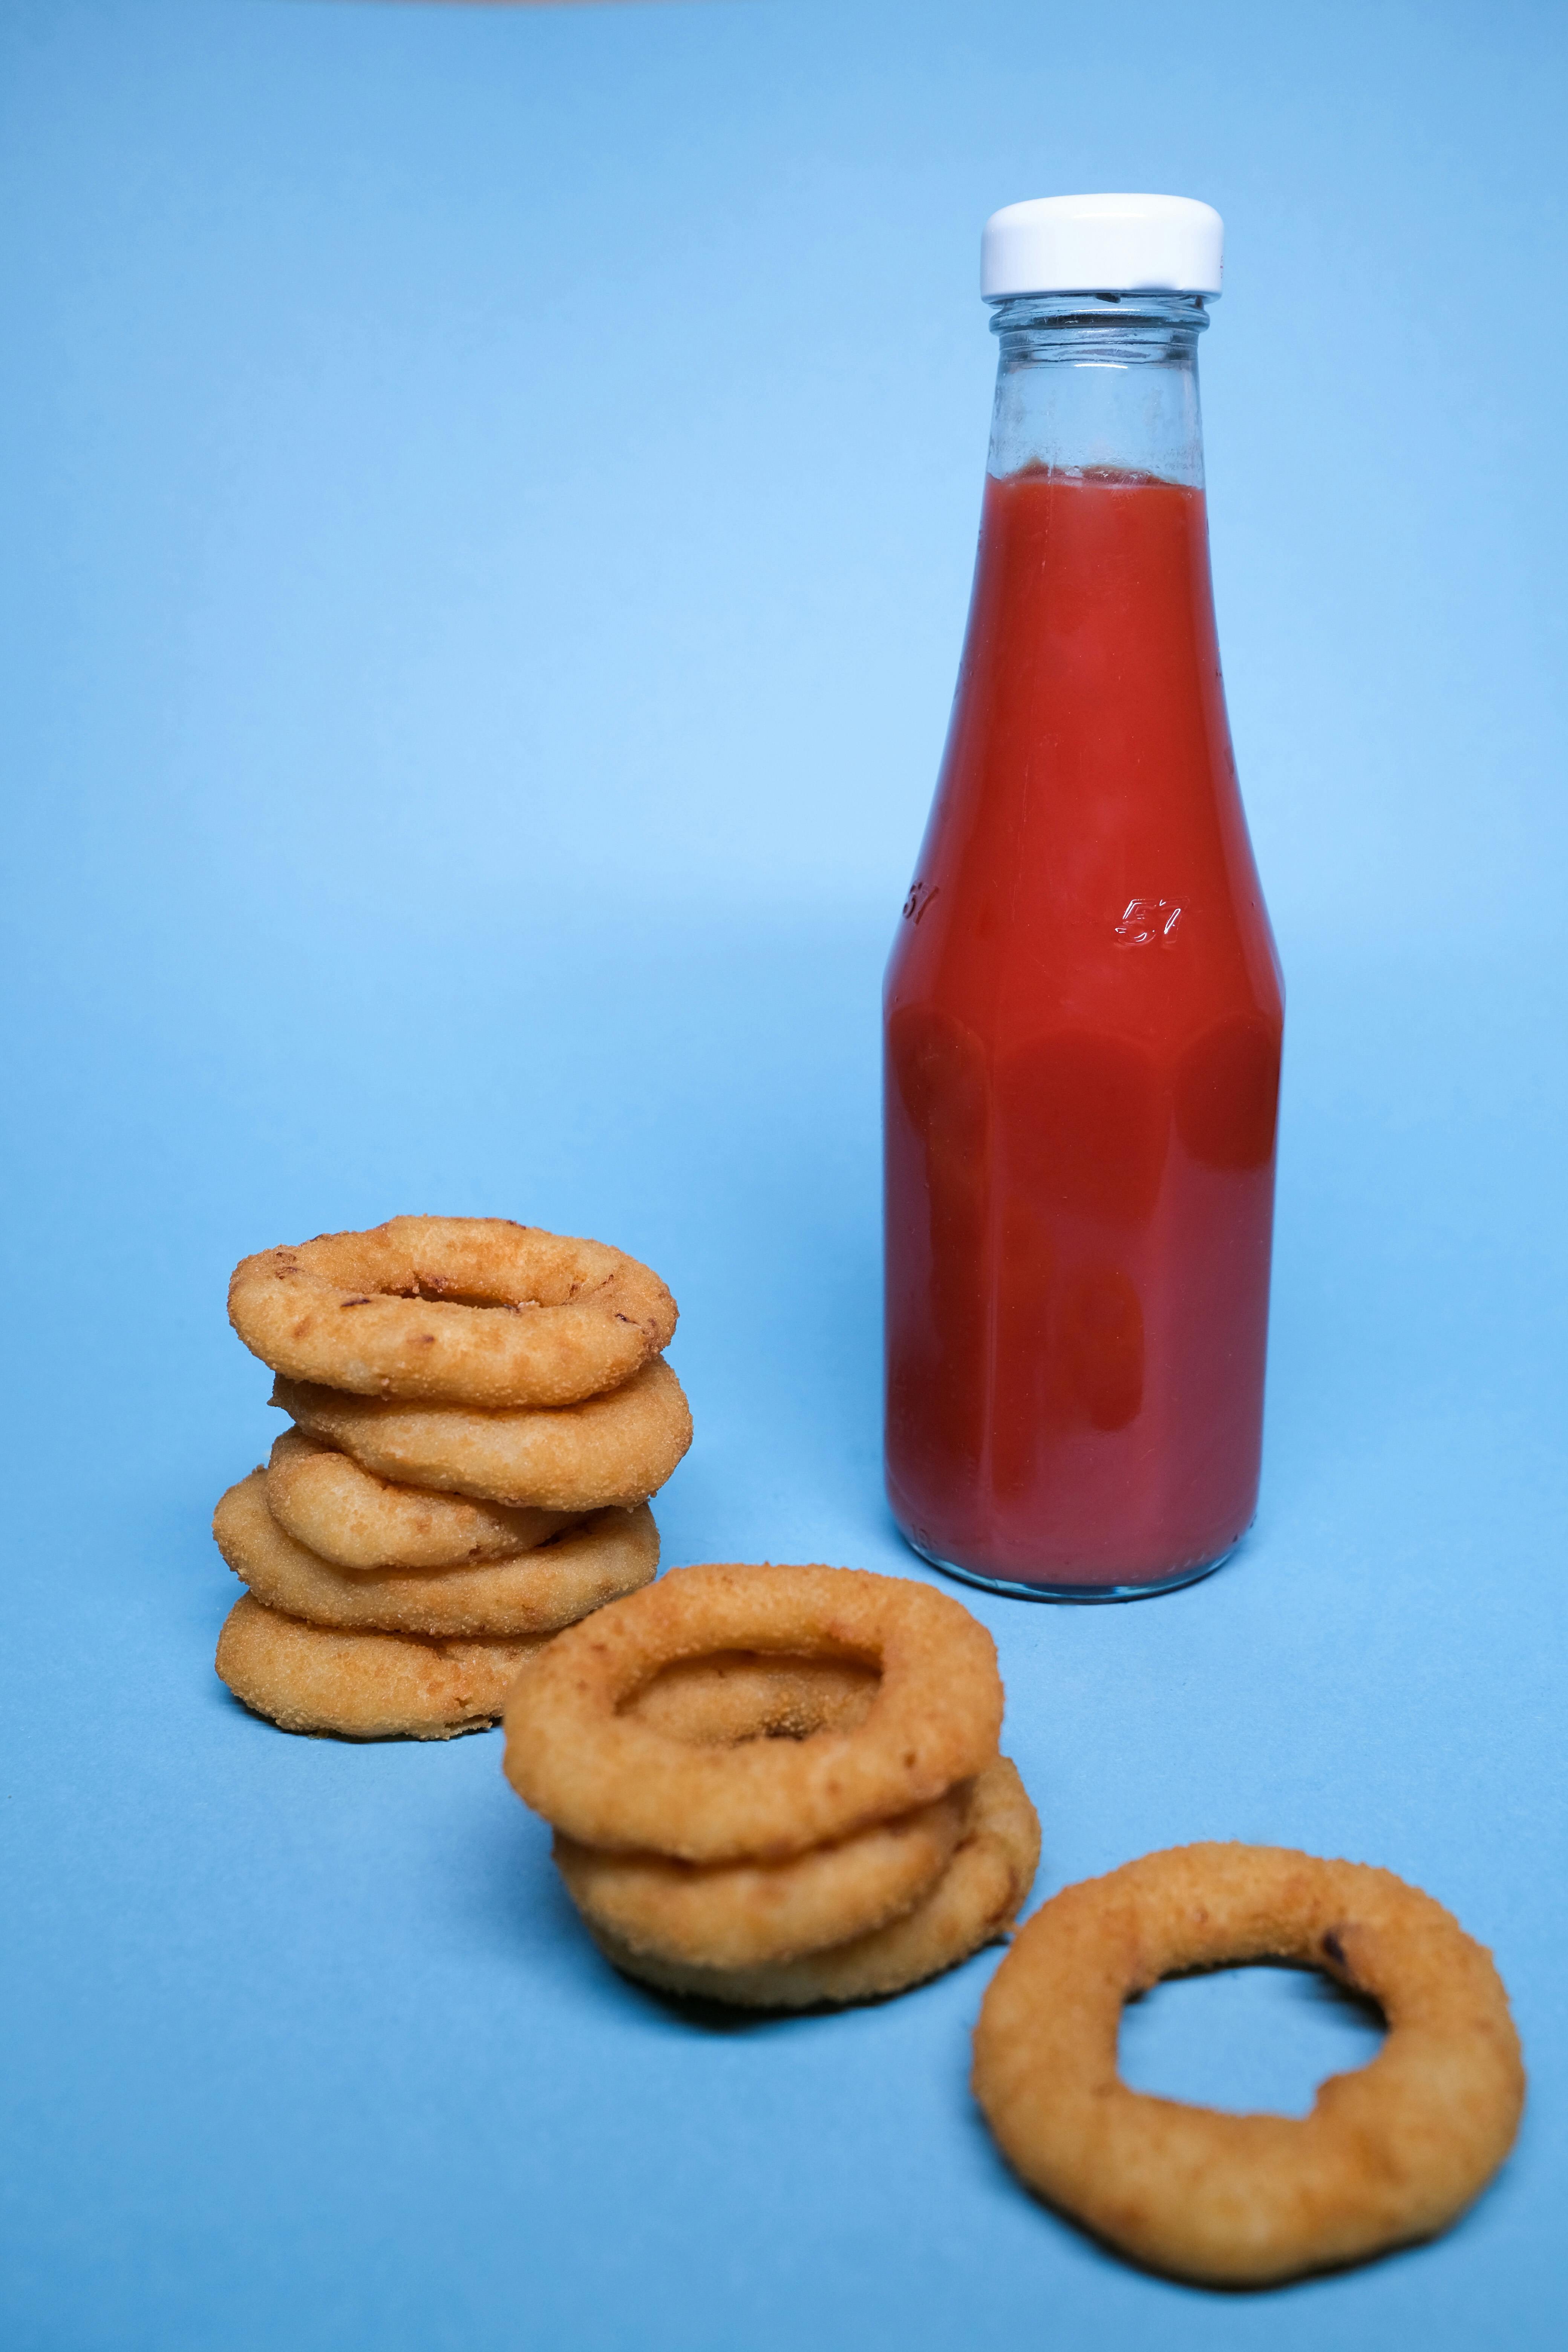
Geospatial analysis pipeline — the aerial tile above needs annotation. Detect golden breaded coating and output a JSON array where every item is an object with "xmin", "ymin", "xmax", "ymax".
[
  {"xmin": 230, "ymin": 1215, "xmax": 676, "ymax": 1407},
  {"xmin": 214, "ymin": 1594, "xmax": 547, "ymax": 1739},
  {"xmin": 591, "ymin": 1759, "xmax": 1038, "ymax": 2007},
  {"xmin": 504, "ymin": 1563, "xmax": 1004, "ymax": 1864},
  {"xmin": 556, "ymin": 1781, "xmax": 971, "ymax": 1972},
  {"xmin": 972, "ymin": 1842, "xmax": 1525, "ymax": 2286},
  {"xmin": 274, "ymin": 1356, "xmax": 692, "ymax": 1512},
  {"xmin": 214, "ymin": 1471, "xmax": 658, "ymax": 1638},
  {"xmin": 265, "ymin": 1426, "xmax": 575, "ymax": 1568}
]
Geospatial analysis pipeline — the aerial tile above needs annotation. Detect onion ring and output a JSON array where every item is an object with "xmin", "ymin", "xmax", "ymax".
[
  {"xmin": 502, "ymin": 1563, "xmax": 1003, "ymax": 1863},
  {"xmin": 588, "ymin": 1758, "xmax": 1038, "ymax": 2007},
  {"xmin": 214, "ymin": 1594, "xmax": 547, "ymax": 1740},
  {"xmin": 971, "ymin": 1842, "xmax": 1526, "ymax": 2287},
  {"xmin": 555, "ymin": 1782, "xmax": 969, "ymax": 1971},
  {"xmin": 229, "ymin": 1216, "xmax": 677, "ymax": 1407},
  {"xmin": 273, "ymin": 1356, "xmax": 692, "ymax": 1511},
  {"xmin": 214, "ymin": 1471, "xmax": 658, "ymax": 1637},
  {"xmin": 265, "ymin": 1428, "xmax": 574, "ymax": 1568}
]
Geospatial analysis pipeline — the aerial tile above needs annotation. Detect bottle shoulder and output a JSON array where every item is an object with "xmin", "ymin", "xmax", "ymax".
[{"xmin": 885, "ymin": 877, "xmax": 1282, "ymax": 1048}]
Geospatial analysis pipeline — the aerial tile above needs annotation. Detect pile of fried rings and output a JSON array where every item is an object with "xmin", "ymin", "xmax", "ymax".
[
  {"xmin": 504, "ymin": 1562, "xmax": 1041, "ymax": 2009},
  {"xmin": 208, "ymin": 1219, "xmax": 1527, "ymax": 2290},
  {"xmin": 214, "ymin": 1217, "xmax": 692, "ymax": 1738},
  {"xmin": 501, "ymin": 1560, "xmax": 1525, "ymax": 2288}
]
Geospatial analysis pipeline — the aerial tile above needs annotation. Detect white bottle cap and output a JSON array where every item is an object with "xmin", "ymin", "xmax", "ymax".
[{"xmin": 981, "ymin": 193, "xmax": 1223, "ymax": 300}]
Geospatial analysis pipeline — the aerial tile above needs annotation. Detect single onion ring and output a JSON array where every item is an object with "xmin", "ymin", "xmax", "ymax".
[
  {"xmin": 555, "ymin": 1782, "xmax": 970, "ymax": 1971},
  {"xmin": 502, "ymin": 1563, "xmax": 1003, "ymax": 1863},
  {"xmin": 214, "ymin": 1470, "xmax": 658, "ymax": 1637},
  {"xmin": 229, "ymin": 1216, "xmax": 677, "ymax": 1407},
  {"xmin": 265, "ymin": 1429, "xmax": 574, "ymax": 1568},
  {"xmin": 588, "ymin": 1758, "xmax": 1039, "ymax": 2007},
  {"xmin": 273, "ymin": 1356, "xmax": 692, "ymax": 1511},
  {"xmin": 971, "ymin": 1843, "xmax": 1526, "ymax": 2287},
  {"xmin": 214, "ymin": 1594, "xmax": 547, "ymax": 1740}
]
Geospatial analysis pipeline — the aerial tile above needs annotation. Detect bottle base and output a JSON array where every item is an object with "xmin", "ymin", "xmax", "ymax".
[{"xmin": 901, "ymin": 1534, "xmax": 1239, "ymax": 1605}]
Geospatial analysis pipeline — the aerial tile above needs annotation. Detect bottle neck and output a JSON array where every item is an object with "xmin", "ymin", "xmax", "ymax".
[{"xmin": 986, "ymin": 291, "xmax": 1209, "ymax": 488}]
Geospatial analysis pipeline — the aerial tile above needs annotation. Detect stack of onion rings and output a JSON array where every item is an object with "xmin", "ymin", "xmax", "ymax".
[
  {"xmin": 972, "ymin": 1842, "xmax": 1525, "ymax": 2285},
  {"xmin": 214, "ymin": 1217, "xmax": 689, "ymax": 1738},
  {"xmin": 584, "ymin": 1759, "xmax": 1040, "ymax": 2006},
  {"xmin": 504, "ymin": 1563, "xmax": 1038, "ymax": 2004}
]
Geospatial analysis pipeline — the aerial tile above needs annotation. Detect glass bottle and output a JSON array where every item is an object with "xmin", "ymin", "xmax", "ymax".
[{"xmin": 883, "ymin": 196, "xmax": 1283, "ymax": 1599}]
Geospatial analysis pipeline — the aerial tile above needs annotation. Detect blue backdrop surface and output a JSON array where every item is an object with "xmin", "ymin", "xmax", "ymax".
[{"xmin": 2, "ymin": 3, "xmax": 1565, "ymax": 2347}]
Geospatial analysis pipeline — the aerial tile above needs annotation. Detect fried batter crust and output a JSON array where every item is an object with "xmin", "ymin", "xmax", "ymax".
[
  {"xmin": 230, "ymin": 1216, "xmax": 676, "ymax": 1407},
  {"xmin": 971, "ymin": 1842, "xmax": 1525, "ymax": 2286},
  {"xmin": 265, "ymin": 1427, "xmax": 574, "ymax": 1568},
  {"xmin": 556, "ymin": 1781, "xmax": 971, "ymax": 1970},
  {"xmin": 590, "ymin": 1759, "xmax": 1038, "ymax": 2006},
  {"xmin": 214, "ymin": 1594, "xmax": 547, "ymax": 1740},
  {"xmin": 503, "ymin": 1563, "xmax": 1003, "ymax": 1863},
  {"xmin": 274, "ymin": 1356, "xmax": 692, "ymax": 1511},
  {"xmin": 214, "ymin": 1471, "xmax": 658, "ymax": 1637}
]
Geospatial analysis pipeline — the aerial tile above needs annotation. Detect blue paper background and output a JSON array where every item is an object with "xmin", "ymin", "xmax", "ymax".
[{"xmin": 3, "ymin": 2, "xmax": 1565, "ymax": 2345}]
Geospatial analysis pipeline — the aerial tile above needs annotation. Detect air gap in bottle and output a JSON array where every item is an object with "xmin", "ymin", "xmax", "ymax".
[{"xmin": 884, "ymin": 195, "xmax": 1283, "ymax": 1599}]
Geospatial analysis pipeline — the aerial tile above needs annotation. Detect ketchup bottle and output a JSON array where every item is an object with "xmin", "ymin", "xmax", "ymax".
[{"xmin": 884, "ymin": 195, "xmax": 1283, "ymax": 1599}]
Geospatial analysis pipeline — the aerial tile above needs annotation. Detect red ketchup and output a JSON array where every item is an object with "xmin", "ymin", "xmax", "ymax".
[{"xmin": 884, "ymin": 197, "xmax": 1282, "ymax": 1597}]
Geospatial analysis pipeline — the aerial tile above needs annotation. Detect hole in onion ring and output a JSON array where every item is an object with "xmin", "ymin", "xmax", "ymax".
[
  {"xmin": 372, "ymin": 1268, "xmax": 599, "ymax": 1311},
  {"xmin": 381, "ymin": 1284, "xmax": 539, "ymax": 1311},
  {"xmin": 1119, "ymin": 1960, "xmax": 1387, "ymax": 2119},
  {"xmin": 620, "ymin": 1650, "xmax": 881, "ymax": 1747}
]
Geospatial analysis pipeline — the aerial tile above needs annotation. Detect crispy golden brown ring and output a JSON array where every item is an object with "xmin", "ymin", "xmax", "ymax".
[
  {"xmin": 273, "ymin": 1356, "xmax": 692, "ymax": 1511},
  {"xmin": 214, "ymin": 1594, "xmax": 548, "ymax": 1740},
  {"xmin": 971, "ymin": 1843, "xmax": 1526, "ymax": 2288},
  {"xmin": 502, "ymin": 1563, "xmax": 1004, "ymax": 1863},
  {"xmin": 588, "ymin": 1758, "xmax": 1038, "ymax": 2007},
  {"xmin": 556, "ymin": 1781, "xmax": 971, "ymax": 1972},
  {"xmin": 265, "ymin": 1428, "xmax": 575, "ymax": 1568},
  {"xmin": 229, "ymin": 1216, "xmax": 677, "ymax": 1407},
  {"xmin": 214, "ymin": 1470, "xmax": 658, "ymax": 1637}
]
